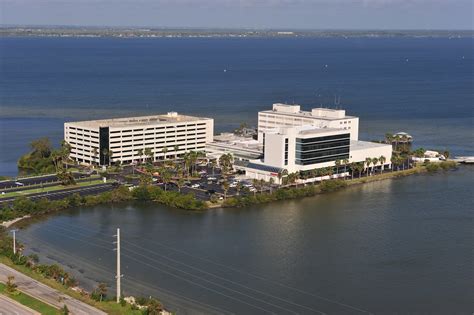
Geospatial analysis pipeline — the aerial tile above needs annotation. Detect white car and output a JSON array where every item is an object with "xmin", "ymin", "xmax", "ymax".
[
  {"xmin": 249, "ymin": 187, "xmax": 257, "ymax": 192},
  {"xmin": 207, "ymin": 177, "xmax": 217, "ymax": 181},
  {"xmin": 191, "ymin": 183, "xmax": 200, "ymax": 188}
]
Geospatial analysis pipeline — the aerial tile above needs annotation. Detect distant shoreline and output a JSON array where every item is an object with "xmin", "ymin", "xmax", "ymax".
[{"xmin": 1, "ymin": 27, "xmax": 473, "ymax": 39}]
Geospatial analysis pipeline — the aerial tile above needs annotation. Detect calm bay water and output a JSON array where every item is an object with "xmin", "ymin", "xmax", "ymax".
[
  {"xmin": 1, "ymin": 37, "xmax": 473, "ymax": 313},
  {"xmin": 1, "ymin": 37, "xmax": 473, "ymax": 175},
  {"xmin": 18, "ymin": 167, "xmax": 474, "ymax": 314}
]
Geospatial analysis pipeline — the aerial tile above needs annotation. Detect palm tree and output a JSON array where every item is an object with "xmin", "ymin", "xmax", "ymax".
[
  {"xmin": 176, "ymin": 177, "xmax": 185, "ymax": 193},
  {"xmin": 334, "ymin": 159, "xmax": 341, "ymax": 176},
  {"xmin": 342, "ymin": 158, "xmax": 349, "ymax": 179},
  {"xmin": 174, "ymin": 145, "xmax": 180, "ymax": 160},
  {"xmin": 161, "ymin": 147, "xmax": 168, "ymax": 161},
  {"xmin": 209, "ymin": 159, "xmax": 217, "ymax": 176},
  {"xmin": 269, "ymin": 177, "xmax": 275, "ymax": 194},
  {"xmin": 144, "ymin": 147, "xmax": 154, "ymax": 164},
  {"xmin": 101, "ymin": 148, "xmax": 109, "ymax": 166},
  {"xmin": 236, "ymin": 182, "xmax": 243, "ymax": 196},
  {"xmin": 108, "ymin": 149, "xmax": 114, "ymax": 166},
  {"xmin": 92, "ymin": 147, "xmax": 99, "ymax": 165},
  {"xmin": 221, "ymin": 180, "xmax": 230, "ymax": 200},
  {"xmin": 365, "ymin": 157, "xmax": 372, "ymax": 176},
  {"xmin": 442, "ymin": 150, "xmax": 450, "ymax": 160},
  {"xmin": 379, "ymin": 155, "xmax": 386, "ymax": 173},
  {"xmin": 137, "ymin": 148, "xmax": 144, "ymax": 164},
  {"xmin": 372, "ymin": 157, "xmax": 379, "ymax": 175},
  {"xmin": 96, "ymin": 283, "xmax": 107, "ymax": 302},
  {"xmin": 385, "ymin": 133, "xmax": 393, "ymax": 144},
  {"xmin": 159, "ymin": 167, "xmax": 172, "ymax": 191},
  {"xmin": 349, "ymin": 163, "xmax": 356, "ymax": 179}
]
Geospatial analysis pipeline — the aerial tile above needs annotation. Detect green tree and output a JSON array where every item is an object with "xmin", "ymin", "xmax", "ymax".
[
  {"xmin": 160, "ymin": 168, "xmax": 172, "ymax": 191},
  {"xmin": 161, "ymin": 147, "xmax": 168, "ymax": 161},
  {"xmin": 6, "ymin": 276, "xmax": 17, "ymax": 293},
  {"xmin": 30, "ymin": 137, "xmax": 52, "ymax": 158},
  {"xmin": 221, "ymin": 180, "xmax": 230, "ymax": 200},
  {"xmin": 176, "ymin": 177, "xmax": 185, "ymax": 193},
  {"xmin": 365, "ymin": 157, "xmax": 372, "ymax": 176},
  {"xmin": 101, "ymin": 148, "xmax": 109, "ymax": 166},
  {"xmin": 146, "ymin": 298, "xmax": 163, "ymax": 315},
  {"xmin": 268, "ymin": 177, "xmax": 275, "ymax": 193},
  {"xmin": 144, "ymin": 147, "xmax": 154, "ymax": 164},
  {"xmin": 372, "ymin": 157, "xmax": 379, "ymax": 174},
  {"xmin": 174, "ymin": 145, "xmax": 180, "ymax": 160},
  {"xmin": 96, "ymin": 283, "xmax": 107, "ymax": 302},
  {"xmin": 137, "ymin": 148, "xmax": 144, "ymax": 164},
  {"xmin": 92, "ymin": 147, "xmax": 99, "ymax": 164},
  {"xmin": 62, "ymin": 305, "xmax": 70, "ymax": 315},
  {"xmin": 379, "ymin": 155, "xmax": 386, "ymax": 173}
]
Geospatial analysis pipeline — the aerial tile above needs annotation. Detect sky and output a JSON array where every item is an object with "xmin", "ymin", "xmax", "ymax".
[{"xmin": 1, "ymin": 0, "xmax": 473, "ymax": 30}]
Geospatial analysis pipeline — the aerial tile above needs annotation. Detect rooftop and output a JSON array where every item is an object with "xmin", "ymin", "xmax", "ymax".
[
  {"xmin": 350, "ymin": 140, "xmax": 392, "ymax": 150},
  {"xmin": 260, "ymin": 104, "xmax": 356, "ymax": 121},
  {"xmin": 66, "ymin": 112, "xmax": 212, "ymax": 128}
]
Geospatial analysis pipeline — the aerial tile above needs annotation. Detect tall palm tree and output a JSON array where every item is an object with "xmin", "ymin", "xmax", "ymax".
[
  {"xmin": 269, "ymin": 177, "xmax": 275, "ymax": 194},
  {"xmin": 334, "ymin": 159, "xmax": 341, "ymax": 176},
  {"xmin": 372, "ymin": 157, "xmax": 379, "ymax": 174},
  {"xmin": 101, "ymin": 148, "xmax": 109, "ymax": 166},
  {"xmin": 161, "ymin": 147, "xmax": 168, "ymax": 161},
  {"xmin": 236, "ymin": 182, "xmax": 243, "ymax": 196},
  {"xmin": 160, "ymin": 167, "xmax": 172, "ymax": 191},
  {"xmin": 379, "ymin": 155, "xmax": 386, "ymax": 173},
  {"xmin": 144, "ymin": 147, "xmax": 154, "ymax": 164},
  {"xmin": 92, "ymin": 147, "xmax": 99, "ymax": 165},
  {"xmin": 365, "ymin": 157, "xmax": 372, "ymax": 176},
  {"xmin": 173, "ymin": 145, "xmax": 180, "ymax": 160},
  {"xmin": 342, "ymin": 158, "xmax": 349, "ymax": 179},
  {"xmin": 137, "ymin": 148, "xmax": 144, "ymax": 164},
  {"xmin": 209, "ymin": 159, "xmax": 217, "ymax": 176}
]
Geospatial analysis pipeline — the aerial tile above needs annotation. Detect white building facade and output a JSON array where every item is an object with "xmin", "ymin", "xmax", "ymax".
[
  {"xmin": 258, "ymin": 103, "xmax": 359, "ymax": 142},
  {"xmin": 64, "ymin": 112, "xmax": 213, "ymax": 165},
  {"xmin": 245, "ymin": 104, "xmax": 392, "ymax": 182}
]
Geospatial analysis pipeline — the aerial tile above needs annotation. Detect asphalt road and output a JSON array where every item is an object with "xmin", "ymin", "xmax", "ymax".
[
  {"xmin": 0, "ymin": 294, "xmax": 39, "ymax": 315},
  {"xmin": 0, "ymin": 173, "xmax": 90, "ymax": 190},
  {"xmin": 0, "ymin": 183, "xmax": 115, "ymax": 205},
  {"xmin": 0, "ymin": 263, "xmax": 106, "ymax": 315}
]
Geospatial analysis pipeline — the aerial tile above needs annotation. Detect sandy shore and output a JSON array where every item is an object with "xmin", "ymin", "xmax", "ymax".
[{"xmin": 1, "ymin": 215, "xmax": 31, "ymax": 228}]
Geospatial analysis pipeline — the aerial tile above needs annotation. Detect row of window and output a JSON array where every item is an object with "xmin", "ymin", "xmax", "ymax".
[
  {"xmin": 110, "ymin": 131, "xmax": 206, "ymax": 140},
  {"xmin": 295, "ymin": 139, "xmax": 350, "ymax": 152},
  {"xmin": 67, "ymin": 126, "xmax": 99, "ymax": 134},
  {"xmin": 295, "ymin": 153, "xmax": 350, "ymax": 165},
  {"xmin": 296, "ymin": 133, "xmax": 350, "ymax": 144},
  {"xmin": 109, "ymin": 123, "xmax": 207, "ymax": 134}
]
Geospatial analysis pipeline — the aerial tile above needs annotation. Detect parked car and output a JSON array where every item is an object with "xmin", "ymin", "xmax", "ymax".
[
  {"xmin": 207, "ymin": 176, "xmax": 217, "ymax": 181},
  {"xmin": 191, "ymin": 183, "xmax": 200, "ymax": 188}
]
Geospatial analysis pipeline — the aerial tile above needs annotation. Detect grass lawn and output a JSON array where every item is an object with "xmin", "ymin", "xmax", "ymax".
[
  {"xmin": 0, "ymin": 179, "xmax": 113, "ymax": 199},
  {"xmin": 0, "ymin": 256, "xmax": 143, "ymax": 315},
  {"xmin": 0, "ymin": 282, "xmax": 59, "ymax": 315}
]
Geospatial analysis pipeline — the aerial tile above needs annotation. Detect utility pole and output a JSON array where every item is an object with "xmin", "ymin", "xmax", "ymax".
[
  {"xmin": 114, "ymin": 228, "xmax": 121, "ymax": 303},
  {"xmin": 10, "ymin": 230, "xmax": 17, "ymax": 255}
]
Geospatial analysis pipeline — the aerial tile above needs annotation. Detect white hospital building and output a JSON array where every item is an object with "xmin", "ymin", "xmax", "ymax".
[
  {"xmin": 244, "ymin": 104, "xmax": 392, "ymax": 182},
  {"xmin": 64, "ymin": 112, "xmax": 213, "ymax": 165}
]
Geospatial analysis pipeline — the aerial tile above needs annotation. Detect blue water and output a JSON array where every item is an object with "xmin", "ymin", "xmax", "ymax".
[
  {"xmin": 1, "ymin": 37, "xmax": 473, "ymax": 175},
  {"xmin": 2, "ymin": 37, "xmax": 473, "ymax": 313}
]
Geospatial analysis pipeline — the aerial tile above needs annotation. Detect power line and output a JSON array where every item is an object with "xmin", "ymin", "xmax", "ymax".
[
  {"xmin": 18, "ymin": 234, "xmax": 233, "ymax": 315},
  {"xmin": 41, "ymin": 222, "xmax": 323, "ymax": 313},
  {"xmin": 22, "ymin": 227, "xmax": 277, "ymax": 314},
  {"xmin": 41, "ymin": 220, "xmax": 371, "ymax": 314}
]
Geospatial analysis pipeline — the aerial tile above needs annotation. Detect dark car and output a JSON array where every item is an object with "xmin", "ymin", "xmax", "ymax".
[{"xmin": 206, "ymin": 189, "xmax": 216, "ymax": 195}]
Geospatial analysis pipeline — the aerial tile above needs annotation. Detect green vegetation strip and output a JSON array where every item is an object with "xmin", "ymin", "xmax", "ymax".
[
  {"xmin": 0, "ymin": 257, "xmax": 142, "ymax": 315},
  {"xmin": 0, "ymin": 180, "xmax": 111, "ymax": 199},
  {"xmin": 0, "ymin": 282, "xmax": 59, "ymax": 315}
]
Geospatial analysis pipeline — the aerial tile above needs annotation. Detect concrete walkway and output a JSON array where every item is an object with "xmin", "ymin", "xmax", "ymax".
[{"xmin": 0, "ymin": 263, "xmax": 106, "ymax": 315}]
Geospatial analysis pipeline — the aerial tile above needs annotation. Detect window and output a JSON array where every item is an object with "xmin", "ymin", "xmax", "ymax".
[{"xmin": 284, "ymin": 138, "xmax": 289, "ymax": 166}]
